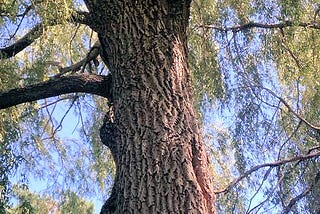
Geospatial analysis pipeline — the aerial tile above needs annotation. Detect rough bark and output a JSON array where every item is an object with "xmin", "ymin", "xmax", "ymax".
[{"xmin": 91, "ymin": 1, "xmax": 216, "ymax": 213}]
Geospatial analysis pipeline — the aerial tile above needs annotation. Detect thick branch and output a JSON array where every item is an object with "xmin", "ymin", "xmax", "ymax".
[
  {"xmin": 0, "ymin": 24, "xmax": 43, "ymax": 59},
  {"xmin": 0, "ymin": 73, "xmax": 112, "ymax": 109},
  {"xmin": 0, "ymin": 11, "xmax": 91, "ymax": 59},
  {"xmin": 201, "ymin": 20, "xmax": 320, "ymax": 32},
  {"xmin": 215, "ymin": 150, "xmax": 320, "ymax": 194}
]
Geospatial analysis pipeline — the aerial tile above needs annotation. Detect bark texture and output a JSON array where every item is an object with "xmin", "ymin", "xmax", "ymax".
[{"xmin": 87, "ymin": 0, "xmax": 216, "ymax": 213}]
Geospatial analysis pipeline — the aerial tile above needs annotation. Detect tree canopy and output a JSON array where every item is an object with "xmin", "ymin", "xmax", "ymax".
[{"xmin": 0, "ymin": 0, "xmax": 319, "ymax": 213}]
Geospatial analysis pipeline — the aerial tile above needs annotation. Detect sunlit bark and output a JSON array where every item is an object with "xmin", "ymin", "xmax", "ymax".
[{"xmin": 92, "ymin": 1, "xmax": 216, "ymax": 213}]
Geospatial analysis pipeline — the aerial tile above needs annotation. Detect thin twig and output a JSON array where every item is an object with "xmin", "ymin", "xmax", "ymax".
[
  {"xmin": 282, "ymin": 188, "xmax": 311, "ymax": 214},
  {"xmin": 214, "ymin": 151, "xmax": 320, "ymax": 194},
  {"xmin": 199, "ymin": 20, "xmax": 320, "ymax": 32},
  {"xmin": 260, "ymin": 86, "xmax": 320, "ymax": 132}
]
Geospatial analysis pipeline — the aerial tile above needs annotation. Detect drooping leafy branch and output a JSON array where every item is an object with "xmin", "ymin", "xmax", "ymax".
[
  {"xmin": 215, "ymin": 149, "xmax": 320, "ymax": 194},
  {"xmin": 191, "ymin": 2, "xmax": 320, "ymax": 212}
]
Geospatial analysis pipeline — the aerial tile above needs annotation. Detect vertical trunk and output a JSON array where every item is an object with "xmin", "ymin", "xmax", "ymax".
[{"xmin": 88, "ymin": 1, "xmax": 215, "ymax": 213}]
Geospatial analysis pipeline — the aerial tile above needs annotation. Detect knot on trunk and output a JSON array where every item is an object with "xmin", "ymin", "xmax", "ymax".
[
  {"xmin": 100, "ymin": 190, "xmax": 117, "ymax": 214},
  {"xmin": 99, "ymin": 107, "xmax": 117, "ymax": 156},
  {"xmin": 99, "ymin": 106, "xmax": 120, "ymax": 214}
]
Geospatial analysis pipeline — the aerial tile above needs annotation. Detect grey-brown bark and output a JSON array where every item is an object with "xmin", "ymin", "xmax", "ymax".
[{"xmin": 92, "ymin": 0, "xmax": 216, "ymax": 213}]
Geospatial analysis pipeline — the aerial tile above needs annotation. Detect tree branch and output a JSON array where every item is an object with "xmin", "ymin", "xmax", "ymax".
[
  {"xmin": 260, "ymin": 87, "xmax": 320, "ymax": 133},
  {"xmin": 282, "ymin": 188, "xmax": 311, "ymax": 214},
  {"xmin": 214, "ymin": 150, "xmax": 320, "ymax": 194},
  {"xmin": 0, "ymin": 10, "xmax": 91, "ymax": 59},
  {"xmin": 0, "ymin": 73, "xmax": 112, "ymax": 109},
  {"xmin": 200, "ymin": 20, "xmax": 320, "ymax": 32},
  {"xmin": 282, "ymin": 170, "xmax": 320, "ymax": 213},
  {"xmin": 0, "ymin": 23, "xmax": 43, "ymax": 59},
  {"xmin": 54, "ymin": 41, "xmax": 101, "ymax": 77},
  {"xmin": 0, "ymin": 4, "xmax": 32, "ymax": 17},
  {"xmin": 70, "ymin": 10, "xmax": 92, "ymax": 26}
]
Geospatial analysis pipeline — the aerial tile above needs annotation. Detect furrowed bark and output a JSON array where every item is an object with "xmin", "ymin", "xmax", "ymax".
[
  {"xmin": 92, "ymin": 0, "xmax": 216, "ymax": 213},
  {"xmin": 0, "ymin": 74, "xmax": 112, "ymax": 109}
]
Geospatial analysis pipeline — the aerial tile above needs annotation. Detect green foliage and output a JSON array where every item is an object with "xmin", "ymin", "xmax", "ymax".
[
  {"xmin": 0, "ymin": 0, "xmax": 19, "ymax": 22},
  {"xmin": 86, "ymin": 97, "xmax": 115, "ymax": 191},
  {"xmin": 35, "ymin": 0, "xmax": 74, "ymax": 25},
  {"xmin": 0, "ymin": 64, "xmax": 25, "ymax": 211},
  {"xmin": 189, "ymin": 0, "xmax": 320, "ymax": 212},
  {"xmin": 189, "ymin": 0, "xmax": 226, "ymax": 107},
  {"xmin": 8, "ymin": 186, "xmax": 93, "ymax": 214},
  {"xmin": 0, "ymin": 0, "xmax": 109, "ymax": 211},
  {"xmin": 1, "ymin": 0, "xmax": 320, "ymax": 213},
  {"xmin": 60, "ymin": 190, "xmax": 94, "ymax": 214}
]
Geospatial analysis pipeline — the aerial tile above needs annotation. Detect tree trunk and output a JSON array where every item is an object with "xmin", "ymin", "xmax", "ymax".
[{"xmin": 86, "ymin": 0, "xmax": 216, "ymax": 213}]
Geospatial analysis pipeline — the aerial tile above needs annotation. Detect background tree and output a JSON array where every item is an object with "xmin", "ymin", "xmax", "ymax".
[
  {"xmin": 8, "ymin": 185, "xmax": 93, "ymax": 214},
  {"xmin": 1, "ymin": 0, "xmax": 320, "ymax": 213},
  {"xmin": 1, "ymin": 0, "xmax": 215, "ymax": 213}
]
